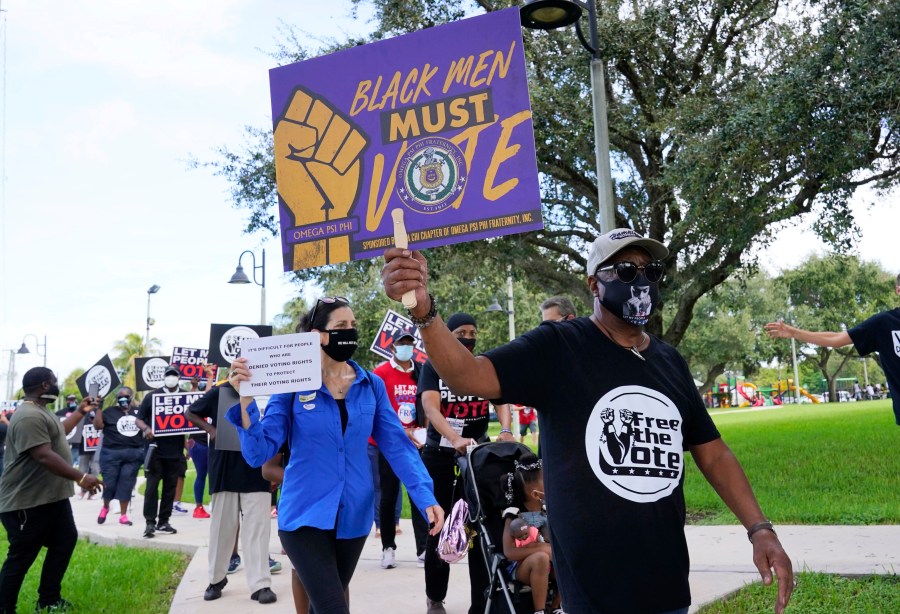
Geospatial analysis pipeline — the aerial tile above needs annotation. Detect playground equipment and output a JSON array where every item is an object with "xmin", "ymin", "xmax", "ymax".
[{"xmin": 773, "ymin": 380, "xmax": 820, "ymax": 403}]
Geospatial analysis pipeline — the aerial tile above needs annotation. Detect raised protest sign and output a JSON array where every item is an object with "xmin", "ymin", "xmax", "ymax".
[
  {"xmin": 370, "ymin": 309, "xmax": 427, "ymax": 364},
  {"xmin": 269, "ymin": 7, "xmax": 542, "ymax": 272},
  {"xmin": 239, "ymin": 333, "xmax": 321, "ymax": 397},
  {"xmin": 76, "ymin": 354, "xmax": 121, "ymax": 398},
  {"xmin": 215, "ymin": 384, "xmax": 242, "ymax": 452},
  {"xmin": 82, "ymin": 423, "xmax": 100, "ymax": 452},
  {"xmin": 208, "ymin": 324, "xmax": 274, "ymax": 367},
  {"xmin": 60, "ymin": 413, "xmax": 83, "ymax": 445},
  {"xmin": 170, "ymin": 347, "xmax": 218, "ymax": 383},
  {"xmin": 151, "ymin": 392, "xmax": 205, "ymax": 436},
  {"xmin": 135, "ymin": 356, "xmax": 169, "ymax": 391}
]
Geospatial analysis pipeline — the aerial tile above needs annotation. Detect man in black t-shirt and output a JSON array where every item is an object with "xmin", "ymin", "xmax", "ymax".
[
  {"xmin": 417, "ymin": 312, "xmax": 513, "ymax": 614},
  {"xmin": 186, "ymin": 382, "xmax": 276, "ymax": 605},
  {"xmin": 136, "ymin": 365, "xmax": 187, "ymax": 539},
  {"xmin": 766, "ymin": 273, "xmax": 900, "ymax": 426},
  {"xmin": 383, "ymin": 230, "xmax": 793, "ymax": 614}
]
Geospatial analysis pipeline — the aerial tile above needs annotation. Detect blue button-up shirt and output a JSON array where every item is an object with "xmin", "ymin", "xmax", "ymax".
[{"xmin": 226, "ymin": 360, "xmax": 437, "ymax": 538}]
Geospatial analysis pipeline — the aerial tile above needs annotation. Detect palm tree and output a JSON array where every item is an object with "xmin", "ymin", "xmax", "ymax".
[{"xmin": 112, "ymin": 332, "xmax": 162, "ymax": 391}]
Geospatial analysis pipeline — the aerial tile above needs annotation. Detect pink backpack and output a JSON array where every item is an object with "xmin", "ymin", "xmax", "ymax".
[{"xmin": 436, "ymin": 498, "xmax": 471, "ymax": 563}]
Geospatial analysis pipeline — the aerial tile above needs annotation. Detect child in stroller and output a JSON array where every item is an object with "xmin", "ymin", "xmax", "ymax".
[{"xmin": 500, "ymin": 453, "xmax": 564, "ymax": 614}]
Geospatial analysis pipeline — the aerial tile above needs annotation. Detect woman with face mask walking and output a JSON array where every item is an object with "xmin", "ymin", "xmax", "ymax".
[
  {"xmin": 227, "ymin": 296, "xmax": 445, "ymax": 614},
  {"xmin": 94, "ymin": 386, "xmax": 144, "ymax": 527}
]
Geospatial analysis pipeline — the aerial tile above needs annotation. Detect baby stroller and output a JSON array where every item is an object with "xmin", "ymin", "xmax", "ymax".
[{"xmin": 458, "ymin": 441, "xmax": 551, "ymax": 614}]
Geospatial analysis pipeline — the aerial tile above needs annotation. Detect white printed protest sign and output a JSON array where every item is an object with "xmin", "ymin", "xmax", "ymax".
[{"xmin": 239, "ymin": 333, "xmax": 322, "ymax": 397}]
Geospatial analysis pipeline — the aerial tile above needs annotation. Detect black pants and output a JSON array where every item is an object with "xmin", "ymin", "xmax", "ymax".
[
  {"xmin": 279, "ymin": 526, "xmax": 366, "ymax": 614},
  {"xmin": 143, "ymin": 455, "xmax": 182, "ymax": 525},
  {"xmin": 0, "ymin": 499, "xmax": 78, "ymax": 612},
  {"xmin": 421, "ymin": 446, "xmax": 488, "ymax": 613},
  {"xmin": 378, "ymin": 451, "xmax": 429, "ymax": 554}
]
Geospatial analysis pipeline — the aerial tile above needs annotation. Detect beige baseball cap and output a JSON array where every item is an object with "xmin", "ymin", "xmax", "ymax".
[{"xmin": 586, "ymin": 228, "xmax": 669, "ymax": 277}]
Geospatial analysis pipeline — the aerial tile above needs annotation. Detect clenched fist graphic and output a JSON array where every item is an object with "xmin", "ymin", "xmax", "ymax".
[{"xmin": 274, "ymin": 87, "xmax": 369, "ymax": 269}]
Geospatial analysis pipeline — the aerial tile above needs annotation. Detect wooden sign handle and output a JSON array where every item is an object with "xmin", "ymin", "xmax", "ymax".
[{"xmin": 391, "ymin": 208, "xmax": 418, "ymax": 309}]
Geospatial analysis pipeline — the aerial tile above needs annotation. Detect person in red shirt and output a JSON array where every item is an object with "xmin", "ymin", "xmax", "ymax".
[
  {"xmin": 372, "ymin": 328, "xmax": 430, "ymax": 570},
  {"xmin": 517, "ymin": 405, "xmax": 539, "ymax": 446}
]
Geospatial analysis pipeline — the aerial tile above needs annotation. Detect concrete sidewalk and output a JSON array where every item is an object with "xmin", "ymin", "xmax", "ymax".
[{"xmin": 69, "ymin": 493, "xmax": 900, "ymax": 613}]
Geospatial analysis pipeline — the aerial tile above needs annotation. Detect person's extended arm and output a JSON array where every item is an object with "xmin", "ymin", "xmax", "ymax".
[
  {"xmin": 135, "ymin": 394, "xmax": 154, "ymax": 440},
  {"xmin": 495, "ymin": 404, "xmax": 514, "ymax": 441},
  {"xmin": 691, "ymin": 438, "xmax": 793, "ymax": 614},
  {"xmin": 28, "ymin": 442, "xmax": 102, "ymax": 493},
  {"xmin": 764, "ymin": 321, "xmax": 851, "ymax": 348},
  {"xmin": 261, "ymin": 453, "xmax": 285, "ymax": 485},
  {"xmin": 373, "ymin": 379, "xmax": 444, "ymax": 535},
  {"xmin": 422, "ymin": 390, "xmax": 472, "ymax": 454},
  {"xmin": 92, "ymin": 406, "xmax": 104, "ymax": 430},
  {"xmin": 61, "ymin": 397, "xmax": 97, "ymax": 433},
  {"xmin": 382, "ymin": 248, "xmax": 501, "ymax": 399}
]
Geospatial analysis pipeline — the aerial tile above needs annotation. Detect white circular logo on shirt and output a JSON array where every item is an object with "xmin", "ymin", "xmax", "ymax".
[
  {"xmin": 141, "ymin": 357, "xmax": 168, "ymax": 390},
  {"xmin": 220, "ymin": 326, "xmax": 260, "ymax": 363},
  {"xmin": 86, "ymin": 365, "xmax": 113, "ymax": 397},
  {"xmin": 116, "ymin": 415, "xmax": 140, "ymax": 437},
  {"xmin": 397, "ymin": 402, "xmax": 415, "ymax": 425},
  {"xmin": 584, "ymin": 385, "xmax": 684, "ymax": 503}
]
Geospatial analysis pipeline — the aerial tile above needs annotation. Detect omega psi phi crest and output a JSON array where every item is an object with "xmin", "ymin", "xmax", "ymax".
[{"xmin": 396, "ymin": 137, "xmax": 468, "ymax": 214}]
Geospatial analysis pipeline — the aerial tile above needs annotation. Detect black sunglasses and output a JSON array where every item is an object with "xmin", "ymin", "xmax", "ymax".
[
  {"xmin": 596, "ymin": 261, "xmax": 665, "ymax": 283},
  {"xmin": 308, "ymin": 296, "xmax": 350, "ymax": 330}
]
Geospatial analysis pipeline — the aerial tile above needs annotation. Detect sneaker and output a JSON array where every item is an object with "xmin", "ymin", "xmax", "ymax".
[
  {"xmin": 426, "ymin": 597, "xmax": 447, "ymax": 614},
  {"xmin": 155, "ymin": 522, "xmax": 177, "ymax": 534},
  {"xmin": 417, "ymin": 551, "xmax": 426, "ymax": 568},
  {"xmin": 203, "ymin": 577, "xmax": 227, "ymax": 601},
  {"xmin": 172, "ymin": 502, "xmax": 189, "ymax": 514},
  {"xmin": 143, "ymin": 524, "xmax": 155, "ymax": 538},
  {"xmin": 380, "ymin": 547, "xmax": 396, "ymax": 569},
  {"xmin": 34, "ymin": 598, "xmax": 74, "ymax": 612},
  {"xmin": 226, "ymin": 553, "xmax": 241, "ymax": 574},
  {"xmin": 250, "ymin": 587, "xmax": 277, "ymax": 604},
  {"xmin": 118, "ymin": 515, "xmax": 133, "ymax": 526},
  {"xmin": 269, "ymin": 557, "xmax": 282, "ymax": 574},
  {"xmin": 97, "ymin": 507, "xmax": 108, "ymax": 524},
  {"xmin": 193, "ymin": 505, "xmax": 210, "ymax": 519}
]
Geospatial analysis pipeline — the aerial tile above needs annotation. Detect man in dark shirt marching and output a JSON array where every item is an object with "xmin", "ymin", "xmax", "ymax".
[
  {"xmin": 136, "ymin": 364, "xmax": 186, "ymax": 538},
  {"xmin": 766, "ymin": 272, "xmax": 900, "ymax": 426},
  {"xmin": 382, "ymin": 229, "xmax": 793, "ymax": 614}
]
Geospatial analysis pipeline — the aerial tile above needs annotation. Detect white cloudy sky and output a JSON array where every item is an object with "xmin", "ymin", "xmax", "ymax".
[{"xmin": 0, "ymin": 0, "xmax": 898, "ymax": 393}]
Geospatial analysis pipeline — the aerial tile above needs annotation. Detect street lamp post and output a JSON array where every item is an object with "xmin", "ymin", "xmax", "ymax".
[
  {"xmin": 17, "ymin": 333, "xmax": 47, "ymax": 367},
  {"xmin": 486, "ymin": 274, "xmax": 516, "ymax": 342},
  {"xmin": 4, "ymin": 349, "xmax": 16, "ymax": 400},
  {"xmin": 229, "ymin": 249, "xmax": 266, "ymax": 326},
  {"xmin": 520, "ymin": 0, "xmax": 616, "ymax": 232},
  {"xmin": 146, "ymin": 284, "xmax": 161, "ymax": 347}
]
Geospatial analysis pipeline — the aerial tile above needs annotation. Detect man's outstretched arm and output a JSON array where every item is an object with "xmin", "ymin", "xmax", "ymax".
[{"xmin": 764, "ymin": 321, "xmax": 851, "ymax": 348}]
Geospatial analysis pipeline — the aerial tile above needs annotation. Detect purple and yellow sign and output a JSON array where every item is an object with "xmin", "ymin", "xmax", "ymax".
[{"xmin": 269, "ymin": 8, "xmax": 542, "ymax": 271}]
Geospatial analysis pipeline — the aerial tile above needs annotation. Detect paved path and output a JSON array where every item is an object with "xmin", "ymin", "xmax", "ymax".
[{"xmin": 69, "ymin": 493, "xmax": 900, "ymax": 613}]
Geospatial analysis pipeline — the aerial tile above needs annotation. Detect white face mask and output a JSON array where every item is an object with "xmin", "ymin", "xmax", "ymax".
[
  {"xmin": 164, "ymin": 375, "xmax": 180, "ymax": 389},
  {"xmin": 394, "ymin": 345, "xmax": 414, "ymax": 362}
]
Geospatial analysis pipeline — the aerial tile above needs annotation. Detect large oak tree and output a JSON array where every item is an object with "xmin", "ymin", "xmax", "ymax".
[{"xmin": 208, "ymin": 0, "xmax": 900, "ymax": 346}]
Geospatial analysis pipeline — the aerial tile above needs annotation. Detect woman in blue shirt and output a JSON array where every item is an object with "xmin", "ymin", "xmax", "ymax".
[{"xmin": 227, "ymin": 297, "xmax": 444, "ymax": 614}]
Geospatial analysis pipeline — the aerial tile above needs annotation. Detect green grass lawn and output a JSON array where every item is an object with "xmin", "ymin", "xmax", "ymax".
[
  {"xmin": 697, "ymin": 572, "xmax": 900, "ymax": 613},
  {"xmin": 684, "ymin": 400, "xmax": 900, "ymax": 524},
  {"xmin": 0, "ymin": 533, "xmax": 189, "ymax": 613}
]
